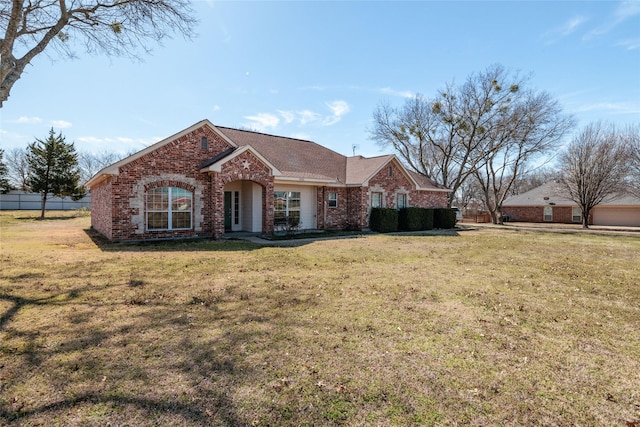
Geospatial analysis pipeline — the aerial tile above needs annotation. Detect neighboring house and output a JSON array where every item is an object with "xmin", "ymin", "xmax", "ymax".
[
  {"xmin": 86, "ymin": 120, "xmax": 450, "ymax": 241},
  {"xmin": 502, "ymin": 181, "xmax": 640, "ymax": 227}
]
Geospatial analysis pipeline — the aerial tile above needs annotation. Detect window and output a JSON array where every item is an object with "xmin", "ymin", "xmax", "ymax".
[
  {"xmin": 147, "ymin": 187, "xmax": 192, "ymax": 230},
  {"xmin": 543, "ymin": 206, "xmax": 553, "ymax": 222},
  {"xmin": 200, "ymin": 136, "xmax": 208, "ymax": 150},
  {"xmin": 274, "ymin": 191, "xmax": 301, "ymax": 225},
  {"xmin": 572, "ymin": 207, "xmax": 582, "ymax": 223},
  {"xmin": 388, "ymin": 166, "xmax": 393, "ymax": 176},
  {"xmin": 234, "ymin": 191, "xmax": 240, "ymax": 225},
  {"xmin": 397, "ymin": 193, "xmax": 407, "ymax": 209},
  {"xmin": 371, "ymin": 192, "xmax": 383, "ymax": 208},
  {"xmin": 328, "ymin": 192, "xmax": 338, "ymax": 208}
]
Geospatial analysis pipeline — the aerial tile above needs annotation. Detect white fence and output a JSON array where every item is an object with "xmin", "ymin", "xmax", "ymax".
[{"xmin": 0, "ymin": 191, "xmax": 91, "ymax": 210}]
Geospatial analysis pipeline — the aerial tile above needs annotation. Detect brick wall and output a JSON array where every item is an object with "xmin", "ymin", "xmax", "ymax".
[
  {"xmin": 90, "ymin": 177, "xmax": 113, "ymax": 240},
  {"xmin": 316, "ymin": 187, "xmax": 350, "ymax": 229},
  {"xmin": 502, "ymin": 206, "xmax": 588, "ymax": 224},
  {"xmin": 215, "ymin": 151, "xmax": 274, "ymax": 238},
  {"xmin": 97, "ymin": 125, "xmax": 233, "ymax": 241}
]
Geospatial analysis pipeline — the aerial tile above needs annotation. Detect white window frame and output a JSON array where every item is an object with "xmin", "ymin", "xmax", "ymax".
[
  {"xmin": 397, "ymin": 193, "xmax": 407, "ymax": 209},
  {"xmin": 274, "ymin": 191, "xmax": 301, "ymax": 224},
  {"xmin": 543, "ymin": 206, "xmax": 553, "ymax": 222},
  {"xmin": 328, "ymin": 192, "xmax": 338, "ymax": 208},
  {"xmin": 146, "ymin": 187, "xmax": 193, "ymax": 230},
  {"xmin": 572, "ymin": 207, "xmax": 582, "ymax": 223},
  {"xmin": 371, "ymin": 192, "xmax": 383, "ymax": 208}
]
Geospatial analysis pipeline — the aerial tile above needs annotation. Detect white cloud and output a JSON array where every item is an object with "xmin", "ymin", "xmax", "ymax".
[
  {"xmin": 562, "ymin": 16, "xmax": 588, "ymax": 35},
  {"xmin": 51, "ymin": 120, "xmax": 72, "ymax": 129},
  {"xmin": 243, "ymin": 113, "xmax": 280, "ymax": 132},
  {"xmin": 573, "ymin": 101, "xmax": 640, "ymax": 115},
  {"xmin": 278, "ymin": 110, "xmax": 296, "ymax": 124},
  {"xmin": 298, "ymin": 110, "xmax": 321, "ymax": 125},
  {"xmin": 616, "ymin": 38, "xmax": 640, "ymax": 50},
  {"xmin": 326, "ymin": 100, "xmax": 350, "ymax": 117},
  {"xmin": 542, "ymin": 15, "xmax": 588, "ymax": 44},
  {"xmin": 323, "ymin": 100, "xmax": 350, "ymax": 126},
  {"xmin": 584, "ymin": 0, "xmax": 640, "ymax": 40},
  {"xmin": 15, "ymin": 116, "xmax": 42, "ymax": 124},
  {"xmin": 212, "ymin": 105, "xmax": 221, "ymax": 112},
  {"xmin": 379, "ymin": 87, "xmax": 414, "ymax": 98}
]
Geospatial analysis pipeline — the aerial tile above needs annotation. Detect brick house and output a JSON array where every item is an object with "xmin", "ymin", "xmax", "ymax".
[
  {"xmin": 502, "ymin": 181, "xmax": 640, "ymax": 227},
  {"xmin": 86, "ymin": 120, "xmax": 450, "ymax": 241}
]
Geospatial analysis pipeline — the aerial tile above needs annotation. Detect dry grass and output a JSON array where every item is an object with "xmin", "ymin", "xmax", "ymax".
[{"xmin": 1, "ymin": 210, "xmax": 639, "ymax": 426}]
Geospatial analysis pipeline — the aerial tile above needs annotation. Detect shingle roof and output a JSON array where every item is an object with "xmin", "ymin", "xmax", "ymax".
[
  {"xmin": 407, "ymin": 170, "xmax": 450, "ymax": 191},
  {"xmin": 503, "ymin": 181, "xmax": 575, "ymax": 206},
  {"xmin": 216, "ymin": 127, "xmax": 347, "ymax": 183},
  {"xmin": 345, "ymin": 155, "xmax": 394, "ymax": 185},
  {"xmin": 503, "ymin": 181, "xmax": 640, "ymax": 207}
]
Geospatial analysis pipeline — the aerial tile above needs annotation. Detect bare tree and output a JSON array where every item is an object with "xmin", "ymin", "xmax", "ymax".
[
  {"xmin": 473, "ymin": 90, "xmax": 575, "ymax": 224},
  {"xmin": 1, "ymin": 0, "xmax": 197, "ymax": 106},
  {"xmin": 509, "ymin": 166, "xmax": 559, "ymax": 196},
  {"xmin": 5, "ymin": 146, "xmax": 30, "ymax": 190},
  {"xmin": 370, "ymin": 64, "xmax": 573, "ymax": 211},
  {"xmin": 623, "ymin": 124, "xmax": 640, "ymax": 197},
  {"xmin": 558, "ymin": 122, "xmax": 631, "ymax": 228},
  {"xmin": 78, "ymin": 150, "xmax": 123, "ymax": 185}
]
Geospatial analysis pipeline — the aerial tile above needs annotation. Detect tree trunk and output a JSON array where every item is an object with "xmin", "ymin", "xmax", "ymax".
[
  {"xmin": 40, "ymin": 192, "xmax": 48, "ymax": 219},
  {"xmin": 582, "ymin": 208, "xmax": 590, "ymax": 229}
]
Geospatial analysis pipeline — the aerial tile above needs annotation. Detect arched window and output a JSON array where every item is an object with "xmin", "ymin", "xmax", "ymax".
[{"xmin": 146, "ymin": 187, "xmax": 192, "ymax": 230}]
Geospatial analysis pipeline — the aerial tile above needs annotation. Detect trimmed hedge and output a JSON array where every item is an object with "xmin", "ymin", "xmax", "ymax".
[
  {"xmin": 421, "ymin": 208, "xmax": 434, "ymax": 230},
  {"xmin": 369, "ymin": 208, "xmax": 398, "ymax": 233},
  {"xmin": 398, "ymin": 207, "xmax": 434, "ymax": 231},
  {"xmin": 433, "ymin": 208, "xmax": 457, "ymax": 229},
  {"xmin": 398, "ymin": 207, "xmax": 422, "ymax": 231}
]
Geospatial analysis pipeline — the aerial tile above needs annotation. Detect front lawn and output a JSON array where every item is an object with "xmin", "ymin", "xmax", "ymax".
[{"xmin": 1, "ymin": 211, "xmax": 639, "ymax": 426}]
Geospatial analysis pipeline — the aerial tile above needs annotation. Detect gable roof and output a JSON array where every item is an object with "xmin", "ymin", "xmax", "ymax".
[
  {"xmin": 86, "ymin": 120, "xmax": 452, "ymax": 192},
  {"xmin": 215, "ymin": 126, "xmax": 347, "ymax": 183},
  {"xmin": 86, "ymin": 119, "xmax": 235, "ymax": 187},
  {"xmin": 503, "ymin": 181, "xmax": 640, "ymax": 207}
]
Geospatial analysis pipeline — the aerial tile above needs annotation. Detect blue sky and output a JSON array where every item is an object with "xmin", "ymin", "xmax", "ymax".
[{"xmin": 1, "ymin": 0, "xmax": 639, "ymax": 159}]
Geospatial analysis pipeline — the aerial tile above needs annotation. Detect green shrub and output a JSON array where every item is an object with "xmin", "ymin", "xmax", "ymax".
[
  {"xmin": 421, "ymin": 208, "xmax": 434, "ymax": 230},
  {"xmin": 369, "ymin": 208, "xmax": 398, "ymax": 233},
  {"xmin": 398, "ymin": 207, "xmax": 424, "ymax": 231},
  {"xmin": 433, "ymin": 208, "xmax": 457, "ymax": 229}
]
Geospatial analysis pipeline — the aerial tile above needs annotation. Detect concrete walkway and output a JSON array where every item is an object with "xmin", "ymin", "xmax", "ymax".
[{"xmin": 225, "ymin": 221, "xmax": 640, "ymax": 245}]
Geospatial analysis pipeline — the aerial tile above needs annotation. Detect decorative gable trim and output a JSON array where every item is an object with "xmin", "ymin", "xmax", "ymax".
[
  {"xmin": 86, "ymin": 119, "xmax": 236, "ymax": 188},
  {"xmin": 362, "ymin": 155, "xmax": 420, "ymax": 188},
  {"xmin": 200, "ymin": 145, "xmax": 282, "ymax": 176}
]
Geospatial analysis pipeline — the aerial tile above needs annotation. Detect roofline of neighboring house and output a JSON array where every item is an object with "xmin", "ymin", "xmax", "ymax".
[{"xmin": 85, "ymin": 119, "xmax": 235, "ymax": 188}]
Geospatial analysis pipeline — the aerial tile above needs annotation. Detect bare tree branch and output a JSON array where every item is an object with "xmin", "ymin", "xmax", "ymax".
[
  {"xmin": 0, "ymin": 0, "xmax": 197, "ymax": 106},
  {"xmin": 557, "ymin": 122, "xmax": 631, "ymax": 228}
]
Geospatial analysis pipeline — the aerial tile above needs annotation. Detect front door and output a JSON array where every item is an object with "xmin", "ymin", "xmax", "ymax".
[{"xmin": 224, "ymin": 191, "xmax": 232, "ymax": 230}]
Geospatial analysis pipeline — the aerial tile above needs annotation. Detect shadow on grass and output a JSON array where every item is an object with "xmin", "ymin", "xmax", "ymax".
[
  {"xmin": 0, "ymin": 279, "xmax": 317, "ymax": 426},
  {"xmin": 84, "ymin": 228, "xmax": 268, "ymax": 253},
  {"xmin": 84, "ymin": 227, "xmax": 460, "ymax": 253}
]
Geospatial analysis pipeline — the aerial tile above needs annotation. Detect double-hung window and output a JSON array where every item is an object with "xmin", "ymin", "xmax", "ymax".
[
  {"xmin": 371, "ymin": 192, "xmax": 383, "ymax": 208},
  {"xmin": 328, "ymin": 192, "xmax": 338, "ymax": 208},
  {"xmin": 147, "ymin": 187, "xmax": 192, "ymax": 230},
  {"xmin": 397, "ymin": 193, "xmax": 407, "ymax": 209},
  {"xmin": 543, "ymin": 206, "xmax": 553, "ymax": 222}
]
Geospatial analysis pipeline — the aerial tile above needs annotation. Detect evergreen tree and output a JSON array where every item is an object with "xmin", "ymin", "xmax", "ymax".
[
  {"xmin": 27, "ymin": 129, "xmax": 85, "ymax": 218},
  {"xmin": 0, "ymin": 148, "xmax": 12, "ymax": 193}
]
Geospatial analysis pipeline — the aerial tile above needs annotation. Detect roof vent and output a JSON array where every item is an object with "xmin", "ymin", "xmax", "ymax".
[{"xmin": 543, "ymin": 196, "xmax": 549, "ymax": 200}]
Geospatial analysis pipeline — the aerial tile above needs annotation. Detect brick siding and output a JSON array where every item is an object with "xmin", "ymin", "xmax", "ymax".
[
  {"xmin": 90, "ymin": 127, "xmax": 451, "ymax": 241},
  {"xmin": 502, "ymin": 206, "xmax": 589, "ymax": 224}
]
